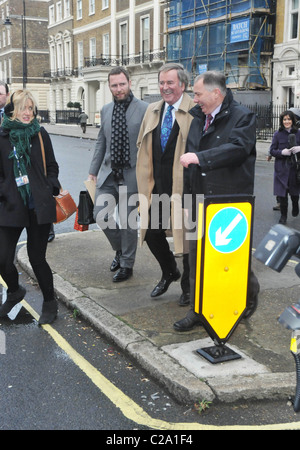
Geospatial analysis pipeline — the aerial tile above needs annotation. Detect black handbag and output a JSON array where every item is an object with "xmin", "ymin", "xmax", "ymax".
[{"xmin": 77, "ymin": 190, "xmax": 95, "ymax": 225}]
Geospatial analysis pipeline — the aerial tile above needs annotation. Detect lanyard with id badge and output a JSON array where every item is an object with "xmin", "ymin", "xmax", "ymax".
[{"xmin": 13, "ymin": 146, "xmax": 29, "ymax": 188}]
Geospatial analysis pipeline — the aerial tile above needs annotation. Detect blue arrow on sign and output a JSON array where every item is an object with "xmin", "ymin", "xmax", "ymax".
[{"xmin": 208, "ymin": 207, "xmax": 248, "ymax": 253}]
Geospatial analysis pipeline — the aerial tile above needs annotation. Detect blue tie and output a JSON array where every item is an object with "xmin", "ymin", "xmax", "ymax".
[{"xmin": 161, "ymin": 105, "xmax": 174, "ymax": 152}]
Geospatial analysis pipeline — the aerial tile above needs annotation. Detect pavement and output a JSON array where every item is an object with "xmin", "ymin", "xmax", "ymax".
[{"xmin": 15, "ymin": 122, "xmax": 300, "ymax": 405}]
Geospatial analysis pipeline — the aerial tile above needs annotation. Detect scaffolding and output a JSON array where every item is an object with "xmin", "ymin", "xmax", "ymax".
[{"xmin": 167, "ymin": 0, "xmax": 276, "ymax": 89}]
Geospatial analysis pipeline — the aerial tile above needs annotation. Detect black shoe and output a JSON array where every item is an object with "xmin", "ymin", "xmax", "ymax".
[
  {"xmin": 38, "ymin": 300, "xmax": 58, "ymax": 325},
  {"xmin": 292, "ymin": 203, "xmax": 299, "ymax": 217},
  {"xmin": 150, "ymin": 269, "xmax": 181, "ymax": 298},
  {"xmin": 243, "ymin": 294, "xmax": 258, "ymax": 320},
  {"xmin": 173, "ymin": 310, "xmax": 202, "ymax": 332},
  {"xmin": 279, "ymin": 215, "xmax": 287, "ymax": 225},
  {"xmin": 113, "ymin": 267, "xmax": 133, "ymax": 282},
  {"xmin": 0, "ymin": 285, "xmax": 26, "ymax": 317},
  {"xmin": 110, "ymin": 250, "xmax": 122, "ymax": 272},
  {"xmin": 48, "ymin": 224, "xmax": 55, "ymax": 242},
  {"xmin": 178, "ymin": 292, "xmax": 190, "ymax": 306}
]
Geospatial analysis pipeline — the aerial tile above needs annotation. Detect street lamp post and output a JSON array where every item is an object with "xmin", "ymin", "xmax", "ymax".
[
  {"xmin": 4, "ymin": 0, "xmax": 27, "ymax": 89},
  {"xmin": 21, "ymin": 0, "xmax": 27, "ymax": 88}
]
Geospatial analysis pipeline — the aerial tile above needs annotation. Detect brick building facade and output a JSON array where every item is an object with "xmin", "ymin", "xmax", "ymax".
[{"xmin": 0, "ymin": 0, "xmax": 50, "ymax": 109}]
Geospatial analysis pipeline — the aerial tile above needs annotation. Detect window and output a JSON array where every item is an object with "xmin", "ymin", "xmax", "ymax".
[
  {"xmin": 90, "ymin": 38, "xmax": 96, "ymax": 60},
  {"xmin": 288, "ymin": 86, "xmax": 295, "ymax": 107},
  {"xmin": 290, "ymin": 0, "xmax": 299, "ymax": 39},
  {"xmin": 141, "ymin": 16, "xmax": 150, "ymax": 56},
  {"xmin": 102, "ymin": 0, "xmax": 109, "ymax": 10},
  {"xmin": 6, "ymin": 27, "xmax": 10, "ymax": 45},
  {"xmin": 50, "ymin": 44, "xmax": 56, "ymax": 73},
  {"xmin": 64, "ymin": 0, "xmax": 71, "ymax": 18},
  {"xmin": 89, "ymin": 0, "xmax": 95, "ymax": 15},
  {"xmin": 8, "ymin": 57, "xmax": 11, "ymax": 83},
  {"xmin": 120, "ymin": 23, "xmax": 128, "ymax": 62},
  {"xmin": 56, "ymin": 2, "xmax": 62, "ymax": 22},
  {"xmin": 140, "ymin": 86, "xmax": 148, "ymax": 100},
  {"xmin": 3, "ymin": 60, "xmax": 7, "ymax": 81},
  {"xmin": 77, "ymin": 0, "xmax": 82, "ymax": 20},
  {"xmin": 57, "ymin": 42, "xmax": 63, "ymax": 71},
  {"xmin": 64, "ymin": 40, "xmax": 71, "ymax": 71},
  {"xmin": 60, "ymin": 89, "xmax": 64, "ymax": 109},
  {"xmin": 78, "ymin": 41, "xmax": 83, "ymax": 69},
  {"xmin": 103, "ymin": 33, "xmax": 109, "ymax": 57},
  {"xmin": 49, "ymin": 5, "xmax": 55, "ymax": 25}
]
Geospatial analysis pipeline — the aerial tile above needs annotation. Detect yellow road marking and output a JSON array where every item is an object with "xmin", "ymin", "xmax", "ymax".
[
  {"xmin": 1, "ymin": 277, "xmax": 300, "ymax": 429},
  {"xmin": 20, "ymin": 300, "xmax": 300, "ymax": 431}
]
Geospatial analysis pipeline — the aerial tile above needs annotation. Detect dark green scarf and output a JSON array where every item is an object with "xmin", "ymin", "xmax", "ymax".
[{"xmin": 2, "ymin": 115, "xmax": 40, "ymax": 205}]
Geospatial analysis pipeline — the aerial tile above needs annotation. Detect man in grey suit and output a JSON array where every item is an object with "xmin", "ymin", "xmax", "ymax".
[{"xmin": 88, "ymin": 67, "xmax": 148, "ymax": 282}]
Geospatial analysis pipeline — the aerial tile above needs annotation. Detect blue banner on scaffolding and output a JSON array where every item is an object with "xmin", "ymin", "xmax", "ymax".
[
  {"xmin": 230, "ymin": 18, "xmax": 250, "ymax": 43},
  {"xmin": 198, "ymin": 64, "xmax": 207, "ymax": 74}
]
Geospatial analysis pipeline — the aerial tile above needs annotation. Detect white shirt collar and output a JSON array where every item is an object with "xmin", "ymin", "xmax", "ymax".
[
  {"xmin": 209, "ymin": 104, "xmax": 222, "ymax": 120},
  {"xmin": 164, "ymin": 94, "xmax": 183, "ymax": 113},
  {"xmin": 162, "ymin": 95, "xmax": 183, "ymax": 124}
]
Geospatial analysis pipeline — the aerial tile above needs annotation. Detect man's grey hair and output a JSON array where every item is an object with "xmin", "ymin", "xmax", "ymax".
[
  {"xmin": 158, "ymin": 63, "xmax": 190, "ymax": 91},
  {"xmin": 195, "ymin": 71, "xmax": 227, "ymax": 96}
]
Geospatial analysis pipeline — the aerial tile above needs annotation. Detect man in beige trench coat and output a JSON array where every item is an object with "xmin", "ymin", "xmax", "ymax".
[{"xmin": 136, "ymin": 63, "xmax": 194, "ymax": 304}]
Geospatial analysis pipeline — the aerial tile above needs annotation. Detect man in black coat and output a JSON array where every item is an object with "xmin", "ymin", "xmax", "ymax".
[{"xmin": 173, "ymin": 71, "xmax": 260, "ymax": 332}]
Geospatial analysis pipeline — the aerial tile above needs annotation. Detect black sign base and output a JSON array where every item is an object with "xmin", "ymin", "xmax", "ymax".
[{"xmin": 196, "ymin": 344, "xmax": 241, "ymax": 364}]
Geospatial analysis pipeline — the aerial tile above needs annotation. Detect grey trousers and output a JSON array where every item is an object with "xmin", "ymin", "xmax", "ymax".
[{"xmin": 94, "ymin": 174, "xmax": 138, "ymax": 269}]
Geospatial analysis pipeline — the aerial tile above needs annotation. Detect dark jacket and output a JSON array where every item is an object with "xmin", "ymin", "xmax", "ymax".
[
  {"xmin": 0, "ymin": 126, "xmax": 60, "ymax": 227},
  {"xmin": 269, "ymin": 128, "xmax": 300, "ymax": 197},
  {"xmin": 185, "ymin": 89, "xmax": 256, "ymax": 197},
  {"xmin": 152, "ymin": 107, "xmax": 179, "ymax": 197}
]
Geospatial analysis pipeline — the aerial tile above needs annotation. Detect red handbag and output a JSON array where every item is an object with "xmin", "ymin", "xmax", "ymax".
[{"xmin": 39, "ymin": 132, "xmax": 77, "ymax": 224}]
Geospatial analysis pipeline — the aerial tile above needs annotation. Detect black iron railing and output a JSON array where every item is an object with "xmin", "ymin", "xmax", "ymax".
[
  {"xmin": 84, "ymin": 49, "xmax": 166, "ymax": 68},
  {"xmin": 44, "ymin": 49, "xmax": 166, "ymax": 80},
  {"xmin": 246, "ymin": 103, "xmax": 298, "ymax": 140}
]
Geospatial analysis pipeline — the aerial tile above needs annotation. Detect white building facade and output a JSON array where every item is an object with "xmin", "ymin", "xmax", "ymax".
[
  {"xmin": 48, "ymin": 0, "xmax": 168, "ymax": 124},
  {"xmin": 272, "ymin": 0, "xmax": 300, "ymax": 106}
]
